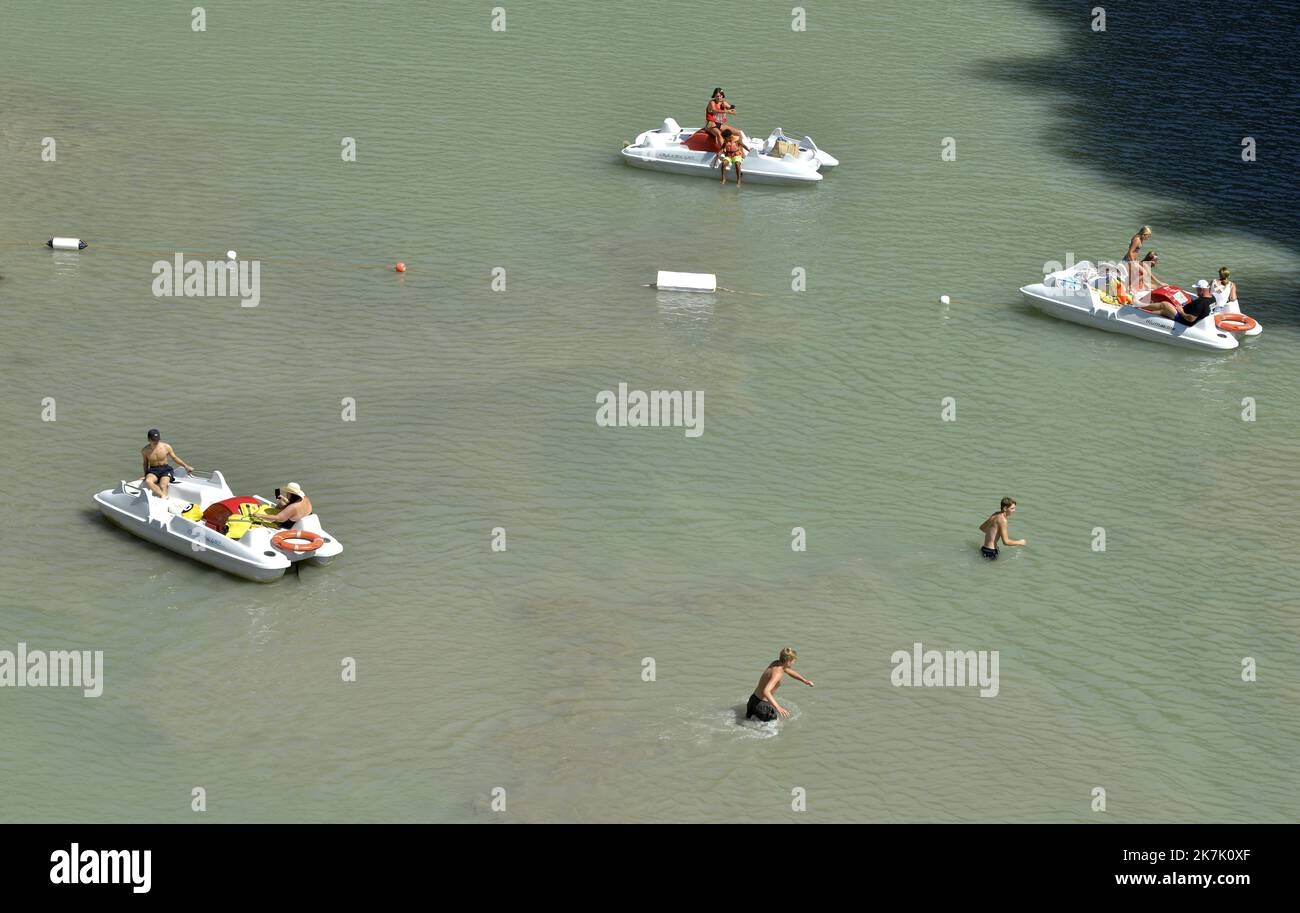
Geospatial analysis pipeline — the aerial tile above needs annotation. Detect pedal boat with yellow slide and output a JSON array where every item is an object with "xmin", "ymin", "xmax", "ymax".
[
  {"xmin": 1020, "ymin": 260, "xmax": 1263, "ymax": 352},
  {"xmin": 92, "ymin": 468, "xmax": 342, "ymax": 581}
]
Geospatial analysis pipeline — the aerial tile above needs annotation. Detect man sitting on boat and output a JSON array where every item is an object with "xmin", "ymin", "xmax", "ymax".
[
  {"xmin": 141, "ymin": 428, "xmax": 194, "ymax": 499},
  {"xmin": 258, "ymin": 482, "xmax": 314, "ymax": 529},
  {"xmin": 1146, "ymin": 280, "xmax": 1213, "ymax": 325}
]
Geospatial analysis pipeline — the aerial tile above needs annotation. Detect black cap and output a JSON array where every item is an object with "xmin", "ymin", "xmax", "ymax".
[{"xmin": 147, "ymin": 428, "xmax": 160, "ymax": 440}]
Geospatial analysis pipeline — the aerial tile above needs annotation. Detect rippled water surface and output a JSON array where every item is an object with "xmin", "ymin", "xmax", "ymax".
[{"xmin": 1, "ymin": 0, "xmax": 1297, "ymax": 822}]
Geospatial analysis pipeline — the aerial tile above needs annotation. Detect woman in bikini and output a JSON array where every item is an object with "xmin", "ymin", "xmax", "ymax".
[
  {"xmin": 704, "ymin": 88, "xmax": 740, "ymax": 152},
  {"xmin": 1123, "ymin": 225, "xmax": 1152, "ymax": 291}
]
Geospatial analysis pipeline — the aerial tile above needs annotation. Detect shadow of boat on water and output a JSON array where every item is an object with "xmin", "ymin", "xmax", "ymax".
[{"xmin": 980, "ymin": 0, "xmax": 1300, "ymax": 321}]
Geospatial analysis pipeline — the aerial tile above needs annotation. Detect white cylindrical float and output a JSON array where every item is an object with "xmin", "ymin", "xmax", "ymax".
[
  {"xmin": 656, "ymin": 270, "xmax": 717, "ymax": 293},
  {"xmin": 47, "ymin": 237, "xmax": 87, "ymax": 250}
]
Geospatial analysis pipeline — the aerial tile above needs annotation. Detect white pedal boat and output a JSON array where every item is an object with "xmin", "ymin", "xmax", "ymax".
[
  {"xmin": 1020, "ymin": 261, "xmax": 1263, "ymax": 352},
  {"xmin": 93, "ymin": 468, "xmax": 342, "ymax": 581},
  {"xmin": 621, "ymin": 118, "xmax": 837, "ymax": 185}
]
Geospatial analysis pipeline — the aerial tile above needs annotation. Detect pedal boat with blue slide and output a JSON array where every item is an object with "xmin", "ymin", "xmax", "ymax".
[
  {"xmin": 93, "ymin": 468, "xmax": 342, "ymax": 581},
  {"xmin": 1020, "ymin": 260, "xmax": 1263, "ymax": 352}
]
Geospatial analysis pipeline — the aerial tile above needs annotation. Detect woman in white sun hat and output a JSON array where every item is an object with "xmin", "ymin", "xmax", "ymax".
[{"xmin": 262, "ymin": 482, "xmax": 314, "ymax": 529}]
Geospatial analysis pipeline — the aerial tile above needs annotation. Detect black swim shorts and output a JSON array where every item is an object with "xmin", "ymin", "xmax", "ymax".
[{"xmin": 746, "ymin": 693, "xmax": 779, "ymax": 722}]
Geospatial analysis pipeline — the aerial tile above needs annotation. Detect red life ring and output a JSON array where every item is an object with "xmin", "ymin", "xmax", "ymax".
[
  {"xmin": 1214, "ymin": 313, "xmax": 1257, "ymax": 333},
  {"xmin": 271, "ymin": 529, "xmax": 324, "ymax": 553}
]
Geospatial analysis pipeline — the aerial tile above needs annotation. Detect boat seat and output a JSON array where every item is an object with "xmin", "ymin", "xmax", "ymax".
[
  {"xmin": 682, "ymin": 129, "xmax": 720, "ymax": 152},
  {"xmin": 293, "ymin": 514, "xmax": 325, "ymax": 535},
  {"xmin": 202, "ymin": 502, "xmax": 235, "ymax": 532},
  {"xmin": 769, "ymin": 138, "xmax": 801, "ymax": 158}
]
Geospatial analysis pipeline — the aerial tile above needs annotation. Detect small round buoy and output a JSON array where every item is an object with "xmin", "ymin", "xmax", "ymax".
[
  {"xmin": 940, "ymin": 295, "xmax": 951, "ymax": 305},
  {"xmin": 227, "ymin": 250, "xmax": 237, "ymax": 260},
  {"xmin": 395, "ymin": 261, "xmax": 406, "ymax": 273}
]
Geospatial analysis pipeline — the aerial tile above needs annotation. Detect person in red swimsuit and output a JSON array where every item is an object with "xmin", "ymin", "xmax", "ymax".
[{"xmin": 704, "ymin": 87, "xmax": 739, "ymax": 151}]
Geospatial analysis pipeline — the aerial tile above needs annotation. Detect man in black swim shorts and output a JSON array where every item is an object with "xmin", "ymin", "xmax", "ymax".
[
  {"xmin": 979, "ymin": 497, "xmax": 1026, "ymax": 560},
  {"xmin": 141, "ymin": 428, "xmax": 195, "ymax": 499},
  {"xmin": 746, "ymin": 692, "xmax": 780, "ymax": 722},
  {"xmin": 746, "ymin": 648, "xmax": 814, "ymax": 721}
]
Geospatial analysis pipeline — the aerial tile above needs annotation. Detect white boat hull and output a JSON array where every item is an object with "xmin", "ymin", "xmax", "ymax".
[
  {"xmin": 621, "ymin": 118, "xmax": 831, "ymax": 185},
  {"xmin": 93, "ymin": 469, "xmax": 342, "ymax": 582},
  {"xmin": 1020, "ymin": 261, "xmax": 1261, "ymax": 353}
]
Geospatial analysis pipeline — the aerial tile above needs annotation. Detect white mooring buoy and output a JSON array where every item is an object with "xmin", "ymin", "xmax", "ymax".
[
  {"xmin": 655, "ymin": 270, "xmax": 717, "ymax": 293},
  {"xmin": 47, "ymin": 237, "xmax": 87, "ymax": 251}
]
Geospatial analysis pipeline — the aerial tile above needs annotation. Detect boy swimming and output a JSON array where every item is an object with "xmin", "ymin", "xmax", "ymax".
[
  {"xmin": 746, "ymin": 647, "xmax": 814, "ymax": 721},
  {"xmin": 978, "ymin": 497, "xmax": 1027, "ymax": 560}
]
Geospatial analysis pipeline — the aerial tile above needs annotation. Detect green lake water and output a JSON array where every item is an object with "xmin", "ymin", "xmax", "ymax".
[{"xmin": 1, "ymin": 0, "xmax": 1296, "ymax": 822}]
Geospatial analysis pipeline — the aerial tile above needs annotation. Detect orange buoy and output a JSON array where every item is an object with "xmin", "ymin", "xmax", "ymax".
[
  {"xmin": 271, "ymin": 529, "xmax": 325, "ymax": 553},
  {"xmin": 1214, "ymin": 313, "xmax": 1256, "ymax": 333},
  {"xmin": 395, "ymin": 261, "xmax": 406, "ymax": 273}
]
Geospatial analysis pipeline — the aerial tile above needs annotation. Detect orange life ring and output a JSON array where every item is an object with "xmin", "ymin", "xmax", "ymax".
[
  {"xmin": 1214, "ymin": 313, "xmax": 1257, "ymax": 333},
  {"xmin": 271, "ymin": 529, "xmax": 324, "ymax": 553}
]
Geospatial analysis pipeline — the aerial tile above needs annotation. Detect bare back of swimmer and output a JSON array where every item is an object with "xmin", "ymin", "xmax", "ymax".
[
  {"xmin": 979, "ymin": 497, "xmax": 1026, "ymax": 560},
  {"xmin": 746, "ymin": 647, "xmax": 814, "ymax": 721}
]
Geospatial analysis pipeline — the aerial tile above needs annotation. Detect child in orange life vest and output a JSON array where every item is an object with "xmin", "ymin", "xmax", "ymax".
[{"xmin": 718, "ymin": 129, "xmax": 745, "ymax": 186}]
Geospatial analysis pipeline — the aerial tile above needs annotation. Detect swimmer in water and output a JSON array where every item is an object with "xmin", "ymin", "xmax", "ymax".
[
  {"xmin": 979, "ymin": 497, "xmax": 1026, "ymax": 560},
  {"xmin": 746, "ymin": 647, "xmax": 814, "ymax": 721}
]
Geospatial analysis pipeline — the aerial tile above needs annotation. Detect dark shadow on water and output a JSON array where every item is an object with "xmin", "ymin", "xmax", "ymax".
[{"xmin": 981, "ymin": 0, "xmax": 1300, "ymax": 319}]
